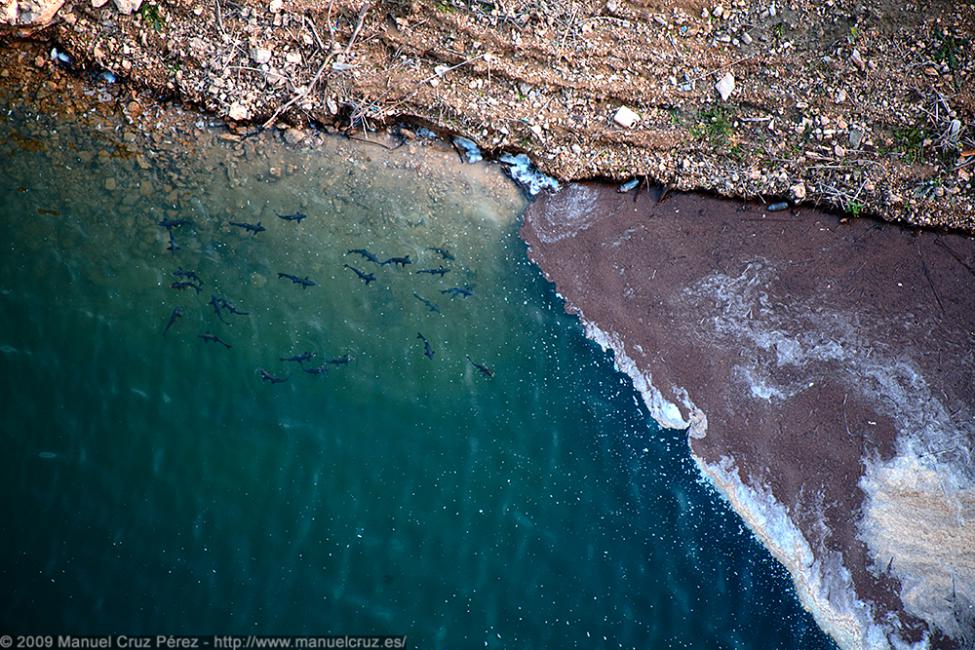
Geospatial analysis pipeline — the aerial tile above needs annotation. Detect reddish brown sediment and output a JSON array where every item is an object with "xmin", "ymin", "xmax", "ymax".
[{"xmin": 521, "ymin": 184, "xmax": 975, "ymax": 649}]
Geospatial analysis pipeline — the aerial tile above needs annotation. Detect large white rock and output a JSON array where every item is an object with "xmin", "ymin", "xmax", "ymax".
[
  {"xmin": 613, "ymin": 105, "xmax": 640, "ymax": 128},
  {"xmin": 113, "ymin": 0, "xmax": 142, "ymax": 15},
  {"xmin": 715, "ymin": 72, "xmax": 735, "ymax": 101},
  {"xmin": 227, "ymin": 102, "xmax": 251, "ymax": 121},
  {"xmin": 250, "ymin": 47, "xmax": 272, "ymax": 65}
]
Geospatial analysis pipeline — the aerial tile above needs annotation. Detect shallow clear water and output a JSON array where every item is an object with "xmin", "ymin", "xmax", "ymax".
[{"xmin": 0, "ymin": 89, "xmax": 833, "ymax": 648}]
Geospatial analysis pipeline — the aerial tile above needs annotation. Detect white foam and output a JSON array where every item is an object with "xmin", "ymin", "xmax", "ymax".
[
  {"xmin": 529, "ymin": 184, "xmax": 602, "ymax": 244},
  {"xmin": 574, "ymin": 311, "xmax": 707, "ymax": 438},
  {"xmin": 498, "ymin": 152, "xmax": 560, "ymax": 196},
  {"xmin": 679, "ymin": 258, "xmax": 974, "ymax": 644},
  {"xmin": 697, "ymin": 454, "xmax": 926, "ymax": 650},
  {"xmin": 859, "ymin": 451, "xmax": 975, "ymax": 641}
]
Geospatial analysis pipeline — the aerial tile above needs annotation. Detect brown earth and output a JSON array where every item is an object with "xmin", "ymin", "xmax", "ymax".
[
  {"xmin": 521, "ymin": 182, "xmax": 975, "ymax": 649},
  {"xmin": 2, "ymin": 0, "xmax": 974, "ymax": 232}
]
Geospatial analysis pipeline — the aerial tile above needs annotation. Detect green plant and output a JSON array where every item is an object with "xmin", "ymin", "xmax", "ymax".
[
  {"xmin": 691, "ymin": 105, "xmax": 734, "ymax": 147},
  {"xmin": 139, "ymin": 3, "xmax": 164, "ymax": 31},
  {"xmin": 848, "ymin": 25, "xmax": 861, "ymax": 43},
  {"xmin": 891, "ymin": 127, "xmax": 926, "ymax": 164},
  {"xmin": 845, "ymin": 200, "xmax": 863, "ymax": 217},
  {"xmin": 933, "ymin": 29, "xmax": 963, "ymax": 72}
]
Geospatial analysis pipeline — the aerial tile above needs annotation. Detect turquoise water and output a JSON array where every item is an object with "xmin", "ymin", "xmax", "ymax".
[{"xmin": 0, "ymin": 90, "xmax": 833, "ymax": 648}]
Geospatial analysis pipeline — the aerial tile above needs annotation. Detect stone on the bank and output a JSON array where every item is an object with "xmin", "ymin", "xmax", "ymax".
[
  {"xmin": 250, "ymin": 48, "xmax": 272, "ymax": 65},
  {"xmin": 227, "ymin": 102, "xmax": 251, "ymax": 121},
  {"xmin": 715, "ymin": 72, "xmax": 735, "ymax": 101},
  {"xmin": 283, "ymin": 128, "xmax": 306, "ymax": 145},
  {"xmin": 790, "ymin": 182, "xmax": 807, "ymax": 200},
  {"xmin": 91, "ymin": 0, "xmax": 109, "ymax": 8},
  {"xmin": 3, "ymin": 0, "xmax": 65, "ymax": 26},
  {"xmin": 268, "ymin": 0, "xmax": 281, "ymax": 12},
  {"xmin": 613, "ymin": 106, "xmax": 640, "ymax": 129},
  {"xmin": 112, "ymin": 0, "xmax": 142, "ymax": 15}
]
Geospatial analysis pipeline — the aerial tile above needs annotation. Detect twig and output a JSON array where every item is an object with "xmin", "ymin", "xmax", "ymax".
[
  {"xmin": 303, "ymin": 13, "xmax": 325, "ymax": 52},
  {"xmin": 344, "ymin": 2, "xmax": 371, "ymax": 57},
  {"xmin": 346, "ymin": 134, "xmax": 404, "ymax": 151},
  {"xmin": 368, "ymin": 53, "xmax": 486, "ymax": 122},
  {"xmin": 263, "ymin": 56, "xmax": 332, "ymax": 129},
  {"xmin": 214, "ymin": 0, "xmax": 224, "ymax": 33}
]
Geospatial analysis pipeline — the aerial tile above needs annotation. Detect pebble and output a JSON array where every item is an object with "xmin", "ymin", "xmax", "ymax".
[
  {"xmin": 613, "ymin": 106, "xmax": 640, "ymax": 128},
  {"xmin": 227, "ymin": 102, "xmax": 250, "ymax": 121},
  {"xmin": 768, "ymin": 202, "xmax": 789, "ymax": 212},
  {"xmin": 283, "ymin": 128, "xmax": 307, "ymax": 145},
  {"xmin": 790, "ymin": 182, "xmax": 806, "ymax": 200},
  {"xmin": 112, "ymin": 0, "xmax": 143, "ymax": 15},
  {"xmin": 715, "ymin": 72, "xmax": 735, "ymax": 101},
  {"xmin": 250, "ymin": 48, "xmax": 272, "ymax": 65},
  {"xmin": 104, "ymin": 177, "xmax": 117, "ymax": 191}
]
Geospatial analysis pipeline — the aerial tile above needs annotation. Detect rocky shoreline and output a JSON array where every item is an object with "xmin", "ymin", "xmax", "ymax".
[{"xmin": 2, "ymin": 0, "xmax": 974, "ymax": 232}]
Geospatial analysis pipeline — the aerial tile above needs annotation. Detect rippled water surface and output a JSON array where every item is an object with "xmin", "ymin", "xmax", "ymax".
[{"xmin": 0, "ymin": 80, "xmax": 833, "ymax": 649}]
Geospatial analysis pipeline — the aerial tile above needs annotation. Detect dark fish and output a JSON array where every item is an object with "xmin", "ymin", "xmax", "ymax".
[
  {"xmin": 302, "ymin": 363, "xmax": 329, "ymax": 376},
  {"xmin": 36, "ymin": 207, "xmax": 60, "ymax": 216},
  {"xmin": 277, "ymin": 211, "xmax": 308, "ymax": 223},
  {"xmin": 166, "ymin": 230, "xmax": 179, "ymax": 255},
  {"xmin": 327, "ymin": 354, "xmax": 351, "ymax": 366},
  {"xmin": 280, "ymin": 351, "xmax": 315, "ymax": 364},
  {"xmin": 258, "ymin": 368, "xmax": 288, "ymax": 384},
  {"xmin": 278, "ymin": 272, "xmax": 317, "ymax": 289},
  {"xmin": 216, "ymin": 297, "xmax": 248, "ymax": 316},
  {"xmin": 170, "ymin": 280, "xmax": 201, "ymax": 293},
  {"xmin": 159, "ymin": 218, "xmax": 193, "ymax": 230},
  {"xmin": 172, "ymin": 268, "xmax": 202, "ymax": 284},
  {"xmin": 417, "ymin": 333, "xmax": 434, "ymax": 359},
  {"xmin": 412, "ymin": 292, "xmax": 441, "ymax": 314},
  {"xmin": 381, "ymin": 255, "xmax": 413, "ymax": 268},
  {"xmin": 415, "ymin": 266, "xmax": 450, "ymax": 277},
  {"xmin": 163, "ymin": 307, "xmax": 183, "ymax": 335},
  {"xmin": 199, "ymin": 332, "xmax": 232, "ymax": 349},
  {"xmin": 228, "ymin": 221, "xmax": 266, "ymax": 235},
  {"xmin": 346, "ymin": 249, "xmax": 381, "ymax": 265},
  {"xmin": 428, "ymin": 246, "xmax": 455, "ymax": 261},
  {"xmin": 467, "ymin": 355, "xmax": 494, "ymax": 378},
  {"xmin": 441, "ymin": 285, "xmax": 473, "ymax": 298},
  {"xmin": 208, "ymin": 294, "xmax": 228, "ymax": 324},
  {"xmin": 343, "ymin": 264, "xmax": 375, "ymax": 285}
]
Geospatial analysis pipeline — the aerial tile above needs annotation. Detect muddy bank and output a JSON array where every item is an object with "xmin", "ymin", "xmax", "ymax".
[
  {"xmin": 3, "ymin": 0, "xmax": 974, "ymax": 232},
  {"xmin": 521, "ymin": 183, "xmax": 975, "ymax": 648}
]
